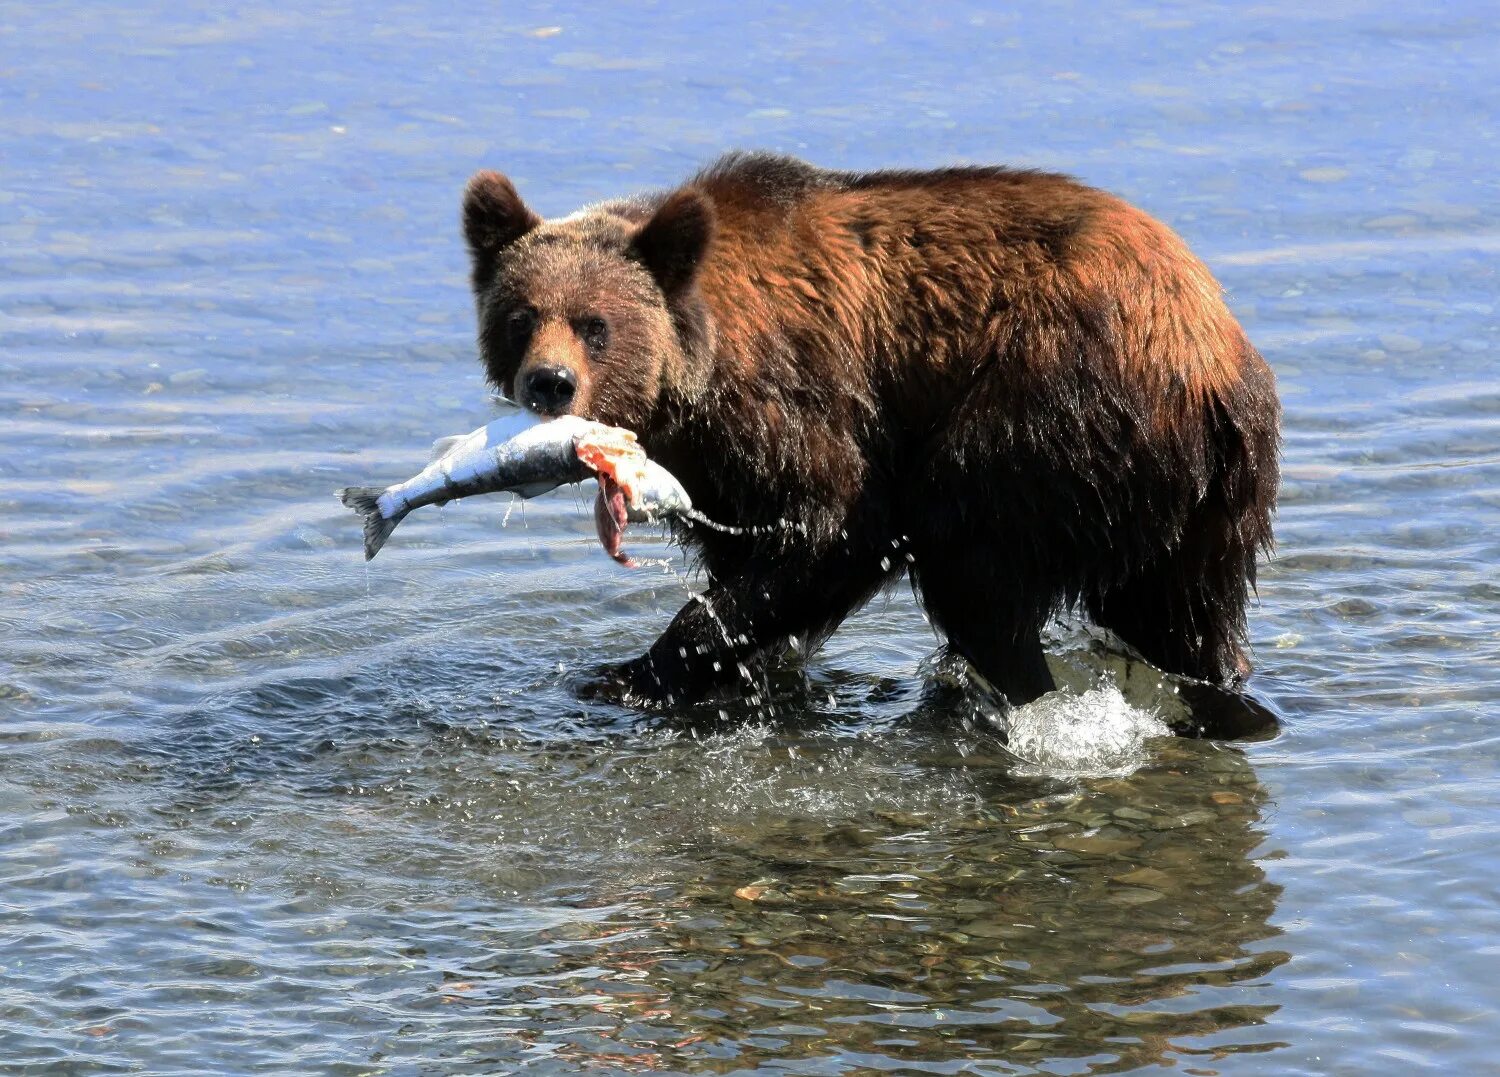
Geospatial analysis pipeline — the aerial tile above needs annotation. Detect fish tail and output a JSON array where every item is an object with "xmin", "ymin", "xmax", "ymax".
[{"xmin": 339, "ymin": 487, "xmax": 405, "ymax": 560}]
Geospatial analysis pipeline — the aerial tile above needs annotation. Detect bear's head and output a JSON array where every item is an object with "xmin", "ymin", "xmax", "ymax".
[{"xmin": 462, "ymin": 171, "xmax": 715, "ymax": 432}]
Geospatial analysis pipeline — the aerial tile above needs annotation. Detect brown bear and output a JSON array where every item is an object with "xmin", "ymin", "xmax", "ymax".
[{"xmin": 461, "ymin": 153, "xmax": 1280, "ymax": 707}]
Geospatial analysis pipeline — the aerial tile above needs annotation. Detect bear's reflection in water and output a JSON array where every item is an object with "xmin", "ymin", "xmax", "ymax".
[{"xmin": 423, "ymin": 657, "xmax": 1288, "ymax": 1074}]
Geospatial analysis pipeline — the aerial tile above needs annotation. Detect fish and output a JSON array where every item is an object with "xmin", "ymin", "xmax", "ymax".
[
  {"xmin": 338, "ymin": 411, "xmax": 694, "ymax": 564},
  {"xmin": 573, "ymin": 423, "xmax": 694, "ymax": 566}
]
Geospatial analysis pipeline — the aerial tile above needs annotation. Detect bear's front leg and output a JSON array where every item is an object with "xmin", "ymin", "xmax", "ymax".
[{"xmin": 615, "ymin": 549, "xmax": 891, "ymax": 705}]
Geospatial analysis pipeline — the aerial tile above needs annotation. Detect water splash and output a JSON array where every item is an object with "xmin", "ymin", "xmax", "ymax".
[
  {"xmin": 635, "ymin": 722, "xmax": 980, "ymax": 825},
  {"xmin": 683, "ymin": 508, "xmax": 803, "ymax": 538},
  {"xmin": 999, "ymin": 682, "xmax": 1171, "ymax": 779}
]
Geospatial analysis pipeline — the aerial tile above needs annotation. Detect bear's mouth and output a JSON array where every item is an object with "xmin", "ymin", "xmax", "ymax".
[{"xmin": 593, "ymin": 472, "xmax": 635, "ymax": 568}]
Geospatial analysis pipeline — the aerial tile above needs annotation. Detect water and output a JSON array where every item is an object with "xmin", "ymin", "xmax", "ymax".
[{"xmin": 2, "ymin": 1, "xmax": 1497, "ymax": 1072}]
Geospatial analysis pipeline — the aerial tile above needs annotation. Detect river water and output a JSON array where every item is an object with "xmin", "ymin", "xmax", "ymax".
[{"xmin": 2, "ymin": 2, "xmax": 1497, "ymax": 1074}]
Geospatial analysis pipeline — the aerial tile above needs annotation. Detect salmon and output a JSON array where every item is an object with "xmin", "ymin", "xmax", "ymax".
[{"xmin": 338, "ymin": 412, "xmax": 693, "ymax": 563}]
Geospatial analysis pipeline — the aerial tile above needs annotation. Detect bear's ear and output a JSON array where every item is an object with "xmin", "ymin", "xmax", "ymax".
[
  {"xmin": 629, "ymin": 188, "xmax": 715, "ymax": 297},
  {"xmin": 463, "ymin": 170, "xmax": 541, "ymax": 276}
]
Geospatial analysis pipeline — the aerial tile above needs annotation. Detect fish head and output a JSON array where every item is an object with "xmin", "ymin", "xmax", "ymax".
[{"xmin": 462, "ymin": 171, "xmax": 715, "ymax": 436}]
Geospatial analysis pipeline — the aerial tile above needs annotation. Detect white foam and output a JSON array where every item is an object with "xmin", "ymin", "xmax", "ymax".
[{"xmin": 1001, "ymin": 682, "xmax": 1171, "ymax": 778}]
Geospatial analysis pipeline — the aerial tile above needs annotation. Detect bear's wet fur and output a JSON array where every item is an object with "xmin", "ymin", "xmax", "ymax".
[{"xmin": 462, "ymin": 153, "xmax": 1280, "ymax": 707}]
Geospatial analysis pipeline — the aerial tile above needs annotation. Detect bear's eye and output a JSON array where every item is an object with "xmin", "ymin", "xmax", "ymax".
[
  {"xmin": 505, "ymin": 307, "xmax": 537, "ymax": 347},
  {"xmin": 576, "ymin": 315, "xmax": 609, "ymax": 353}
]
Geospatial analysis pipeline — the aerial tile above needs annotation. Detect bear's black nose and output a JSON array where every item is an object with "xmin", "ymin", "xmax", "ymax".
[{"xmin": 522, "ymin": 365, "xmax": 577, "ymax": 414}]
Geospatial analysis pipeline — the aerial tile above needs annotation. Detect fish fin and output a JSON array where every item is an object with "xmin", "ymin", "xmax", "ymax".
[
  {"xmin": 429, "ymin": 434, "xmax": 466, "ymax": 462},
  {"xmin": 339, "ymin": 486, "xmax": 405, "ymax": 561}
]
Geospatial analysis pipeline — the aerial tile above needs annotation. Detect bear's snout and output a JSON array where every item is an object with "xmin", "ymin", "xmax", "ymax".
[{"xmin": 520, "ymin": 364, "xmax": 578, "ymax": 416}]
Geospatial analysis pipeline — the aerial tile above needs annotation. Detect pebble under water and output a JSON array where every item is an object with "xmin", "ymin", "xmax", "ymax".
[{"xmin": 2, "ymin": 2, "xmax": 1498, "ymax": 1074}]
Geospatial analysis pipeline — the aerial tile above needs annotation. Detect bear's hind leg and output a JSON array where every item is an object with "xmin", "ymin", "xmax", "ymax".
[
  {"xmin": 910, "ymin": 550, "xmax": 1057, "ymax": 707},
  {"xmin": 1086, "ymin": 505, "xmax": 1254, "ymax": 686}
]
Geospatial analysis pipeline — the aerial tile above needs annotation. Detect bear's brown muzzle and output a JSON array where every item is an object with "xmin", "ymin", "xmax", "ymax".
[{"xmin": 515, "ymin": 320, "xmax": 590, "ymax": 417}]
